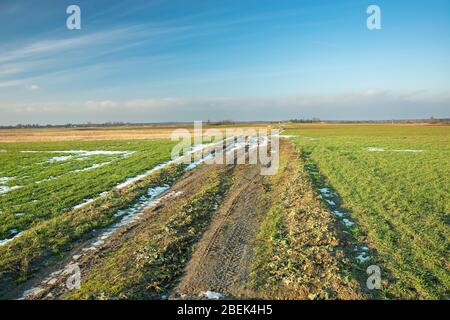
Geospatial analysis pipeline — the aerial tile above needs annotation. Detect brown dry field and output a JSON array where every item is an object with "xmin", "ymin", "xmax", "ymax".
[{"xmin": 0, "ymin": 125, "xmax": 271, "ymax": 142}]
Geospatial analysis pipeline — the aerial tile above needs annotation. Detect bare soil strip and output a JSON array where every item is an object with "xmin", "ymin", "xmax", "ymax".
[{"xmin": 170, "ymin": 163, "xmax": 266, "ymax": 299}]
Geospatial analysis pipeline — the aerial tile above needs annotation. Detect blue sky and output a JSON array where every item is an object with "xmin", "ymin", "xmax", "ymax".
[{"xmin": 0, "ymin": 0, "xmax": 449, "ymax": 124}]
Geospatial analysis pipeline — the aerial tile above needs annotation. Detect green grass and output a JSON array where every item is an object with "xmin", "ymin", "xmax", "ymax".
[
  {"xmin": 0, "ymin": 139, "xmax": 176, "ymax": 240},
  {"xmin": 0, "ymin": 163, "xmax": 186, "ymax": 295},
  {"xmin": 284, "ymin": 124, "xmax": 450, "ymax": 299}
]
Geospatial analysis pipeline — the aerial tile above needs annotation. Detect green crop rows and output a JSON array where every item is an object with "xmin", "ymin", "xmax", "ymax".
[
  {"xmin": 285, "ymin": 124, "xmax": 449, "ymax": 299},
  {"xmin": 0, "ymin": 139, "xmax": 176, "ymax": 240}
]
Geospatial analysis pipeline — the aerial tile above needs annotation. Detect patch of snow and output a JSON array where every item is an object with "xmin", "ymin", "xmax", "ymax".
[
  {"xmin": 72, "ymin": 162, "xmax": 110, "ymax": 173},
  {"xmin": 342, "ymin": 218, "xmax": 355, "ymax": 227},
  {"xmin": 0, "ymin": 177, "xmax": 15, "ymax": 184},
  {"xmin": 72, "ymin": 254, "xmax": 81, "ymax": 261},
  {"xmin": 73, "ymin": 198, "xmax": 95, "ymax": 210},
  {"xmin": 325, "ymin": 199, "xmax": 336, "ymax": 206},
  {"xmin": 279, "ymin": 134, "xmax": 297, "ymax": 138},
  {"xmin": 48, "ymin": 155, "xmax": 72, "ymax": 163},
  {"xmin": 0, "ymin": 185, "xmax": 21, "ymax": 195},
  {"xmin": 0, "ymin": 231, "xmax": 23, "ymax": 246},
  {"xmin": 201, "ymin": 291, "xmax": 224, "ymax": 300},
  {"xmin": 22, "ymin": 150, "xmax": 134, "ymax": 157},
  {"xmin": 356, "ymin": 253, "xmax": 370, "ymax": 263},
  {"xmin": 392, "ymin": 149, "xmax": 423, "ymax": 153},
  {"xmin": 19, "ymin": 287, "xmax": 45, "ymax": 300},
  {"xmin": 332, "ymin": 210, "xmax": 345, "ymax": 218},
  {"xmin": 367, "ymin": 147, "xmax": 423, "ymax": 153}
]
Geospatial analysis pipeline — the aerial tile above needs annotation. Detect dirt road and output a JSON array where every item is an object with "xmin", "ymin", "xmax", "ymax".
[{"xmin": 170, "ymin": 163, "xmax": 266, "ymax": 299}]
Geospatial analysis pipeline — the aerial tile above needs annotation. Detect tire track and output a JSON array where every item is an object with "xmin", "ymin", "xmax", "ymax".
[{"xmin": 171, "ymin": 164, "xmax": 265, "ymax": 298}]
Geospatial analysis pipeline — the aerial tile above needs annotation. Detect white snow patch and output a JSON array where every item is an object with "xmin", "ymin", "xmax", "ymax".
[
  {"xmin": 201, "ymin": 291, "xmax": 224, "ymax": 300},
  {"xmin": 72, "ymin": 162, "xmax": 110, "ymax": 173},
  {"xmin": 0, "ymin": 177, "xmax": 15, "ymax": 184},
  {"xmin": 0, "ymin": 231, "xmax": 23, "ymax": 246},
  {"xmin": 342, "ymin": 218, "xmax": 355, "ymax": 227},
  {"xmin": 19, "ymin": 287, "xmax": 45, "ymax": 299},
  {"xmin": 332, "ymin": 210, "xmax": 345, "ymax": 218},
  {"xmin": 367, "ymin": 147, "xmax": 423, "ymax": 153},
  {"xmin": 0, "ymin": 185, "xmax": 21, "ymax": 195},
  {"xmin": 279, "ymin": 134, "xmax": 297, "ymax": 138},
  {"xmin": 22, "ymin": 150, "xmax": 134, "ymax": 156},
  {"xmin": 392, "ymin": 149, "xmax": 423, "ymax": 153},
  {"xmin": 73, "ymin": 198, "xmax": 95, "ymax": 210},
  {"xmin": 356, "ymin": 253, "xmax": 370, "ymax": 263},
  {"xmin": 48, "ymin": 155, "xmax": 72, "ymax": 163}
]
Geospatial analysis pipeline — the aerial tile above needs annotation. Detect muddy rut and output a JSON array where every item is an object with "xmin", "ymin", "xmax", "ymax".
[{"xmin": 171, "ymin": 164, "xmax": 266, "ymax": 299}]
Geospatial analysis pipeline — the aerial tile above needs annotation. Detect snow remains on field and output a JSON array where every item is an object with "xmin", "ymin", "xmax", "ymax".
[
  {"xmin": 317, "ymin": 183, "xmax": 372, "ymax": 263},
  {"xmin": 73, "ymin": 162, "xmax": 111, "ymax": 173},
  {"xmin": 201, "ymin": 291, "xmax": 224, "ymax": 300},
  {"xmin": 0, "ymin": 177, "xmax": 21, "ymax": 195},
  {"xmin": 20, "ymin": 188, "xmax": 184, "ymax": 300},
  {"xmin": 0, "ymin": 177, "xmax": 15, "ymax": 184},
  {"xmin": 367, "ymin": 147, "xmax": 423, "ymax": 153},
  {"xmin": 0, "ymin": 229, "xmax": 23, "ymax": 246},
  {"xmin": 48, "ymin": 156, "xmax": 72, "ymax": 163},
  {"xmin": 393, "ymin": 149, "xmax": 423, "ymax": 153},
  {"xmin": 20, "ymin": 150, "xmax": 135, "ymax": 163},
  {"xmin": 22, "ymin": 150, "xmax": 134, "ymax": 156}
]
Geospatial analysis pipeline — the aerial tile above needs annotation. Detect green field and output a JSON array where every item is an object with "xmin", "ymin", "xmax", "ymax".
[
  {"xmin": 284, "ymin": 124, "xmax": 450, "ymax": 299},
  {"xmin": 0, "ymin": 139, "xmax": 176, "ymax": 241}
]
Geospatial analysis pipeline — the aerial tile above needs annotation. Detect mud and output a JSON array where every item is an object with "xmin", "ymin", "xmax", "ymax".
[{"xmin": 170, "ymin": 164, "xmax": 266, "ymax": 299}]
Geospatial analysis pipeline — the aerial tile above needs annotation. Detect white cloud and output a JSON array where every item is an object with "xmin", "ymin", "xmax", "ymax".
[
  {"xmin": 28, "ymin": 84, "xmax": 40, "ymax": 91},
  {"xmin": 1, "ymin": 90, "xmax": 449, "ymax": 125}
]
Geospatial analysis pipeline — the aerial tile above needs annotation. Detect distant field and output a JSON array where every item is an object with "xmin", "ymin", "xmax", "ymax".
[
  {"xmin": 0, "ymin": 139, "xmax": 176, "ymax": 241},
  {"xmin": 284, "ymin": 124, "xmax": 450, "ymax": 299},
  {"xmin": 0, "ymin": 124, "xmax": 270, "ymax": 142}
]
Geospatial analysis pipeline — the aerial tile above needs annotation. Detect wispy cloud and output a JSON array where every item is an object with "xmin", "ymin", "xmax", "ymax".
[
  {"xmin": 2, "ymin": 91, "xmax": 448, "ymax": 125},
  {"xmin": 0, "ymin": 23, "xmax": 192, "ymax": 88}
]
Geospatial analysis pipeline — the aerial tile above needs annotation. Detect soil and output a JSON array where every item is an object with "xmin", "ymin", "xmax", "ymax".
[{"xmin": 170, "ymin": 163, "xmax": 266, "ymax": 299}]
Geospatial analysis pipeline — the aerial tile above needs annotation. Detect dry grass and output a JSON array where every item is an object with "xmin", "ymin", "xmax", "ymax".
[{"xmin": 0, "ymin": 125, "xmax": 271, "ymax": 142}]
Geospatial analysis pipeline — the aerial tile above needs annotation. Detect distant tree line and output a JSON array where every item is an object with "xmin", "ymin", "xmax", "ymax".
[{"xmin": 0, "ymin": 117, "xmax": 448, "ymax": 129}]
